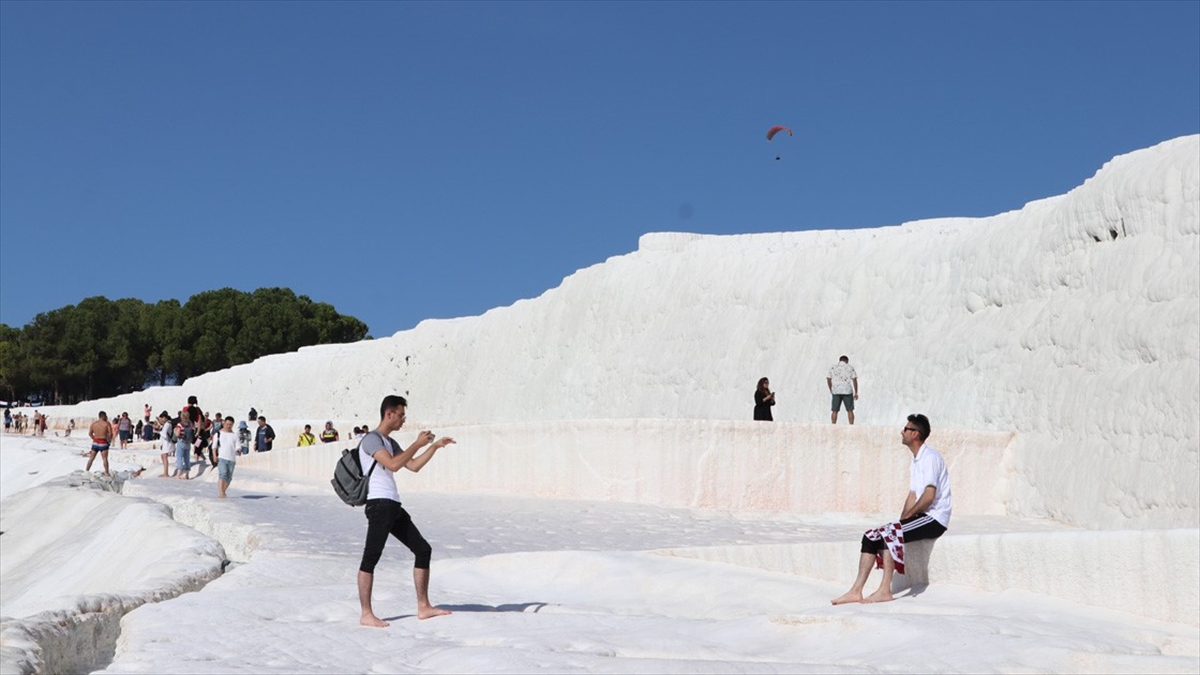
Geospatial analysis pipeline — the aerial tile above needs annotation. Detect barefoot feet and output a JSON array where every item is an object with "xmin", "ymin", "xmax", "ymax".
[
  {"xmin": 862, "ymin": 588, "xmax": 894, "ymax": 604},
  {"xmin": 831, "ymin": 591, "xmax": 863, "ymax": 606},
  {"xmin": 360, "ymin": 614, "xmax": 390, "ymax": 628},
  {"xmin": 417, "ymin": 605, "xmax": 452, "ymax": 620}
]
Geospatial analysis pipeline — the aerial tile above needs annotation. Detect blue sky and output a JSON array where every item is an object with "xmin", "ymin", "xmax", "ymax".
[{"xmin": 2, "ymin": 1, "xmax": 1197, "ymax": 338}]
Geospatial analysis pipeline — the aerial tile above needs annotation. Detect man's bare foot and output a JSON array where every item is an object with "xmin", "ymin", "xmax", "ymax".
[
  {"xmin": 218, "ymin": 493, "xmax": 227, "ymax": 498},
  {"xmin": 360, "ymin": 614, "xmax": 390, "ymax": 628},
  {"xmin": 417, "ymin": 605, "xmax": 452, "ymax": 620},
  {"xmin": 862, "ymin": 588, "xmax": 894, "ymax": 604},
  {"xmin": 159, "ymin": 473, "xmax": 170, "ymax": 478},
  {"xmin": 831, "ymin": 591, "xmax": 863, "ymax": 606}
]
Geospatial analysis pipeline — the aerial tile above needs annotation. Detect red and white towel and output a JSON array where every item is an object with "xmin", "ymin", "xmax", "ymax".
[{"xmin": 863, "ymin": 521, "xmax": 906, "ymax": 575}]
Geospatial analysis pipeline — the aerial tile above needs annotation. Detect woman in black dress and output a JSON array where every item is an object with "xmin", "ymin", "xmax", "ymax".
[{"xmin": 754, "ymin": 377, "xmax": 775, "ymax": 421}]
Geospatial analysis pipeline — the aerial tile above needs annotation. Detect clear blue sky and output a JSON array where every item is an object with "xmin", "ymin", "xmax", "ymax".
[{"xmin": 2, "ymin": 1, "xmax": 1197, "ymax": 338}]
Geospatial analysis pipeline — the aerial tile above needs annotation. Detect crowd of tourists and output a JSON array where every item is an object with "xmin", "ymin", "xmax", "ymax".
[
  {"xmin": 76, "ymin": 399, "xmax": 379, "ymax": 499},
  {"xmin": 3, "ymin": 407, "xmax": 50, "ymax": 436}
]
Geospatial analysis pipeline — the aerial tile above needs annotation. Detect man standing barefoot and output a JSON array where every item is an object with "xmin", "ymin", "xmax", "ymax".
[
  {"xmin": 86, "ymin": 411, "xmax": 113, "ymax": 476},
  {"xmin": 832, "ymin": 413, "xmax": 952, "ymax": 605},
  {"xmin": 827, "ymin": 355, "xmax": 859, "ymax": 425},
  {"xmin": 214, "ymin": 416, "xmax": 239, "ymax": 498},
  {"xmin": 358, "ymin": 395, "xmax": 456, "ymax": 627}
]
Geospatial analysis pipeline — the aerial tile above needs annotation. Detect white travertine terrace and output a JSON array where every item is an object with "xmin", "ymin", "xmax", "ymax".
[
  {"xmin": 48, "ymin": 135, "xmax": 1199, "ymax": 531},
  {"xmin": 10, "ymin": 136, "xmax": 1199, "ymax": 673}
]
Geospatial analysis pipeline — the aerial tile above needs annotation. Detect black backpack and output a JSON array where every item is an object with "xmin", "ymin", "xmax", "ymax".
[{"xmin": 331, "ymin": 432, "xmax": 379, "ymax": 506}]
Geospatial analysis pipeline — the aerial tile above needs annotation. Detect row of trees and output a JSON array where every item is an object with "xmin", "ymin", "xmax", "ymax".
[{"xmin": 0, "ymin": 288, "xmax": 369, "ymax": 405}]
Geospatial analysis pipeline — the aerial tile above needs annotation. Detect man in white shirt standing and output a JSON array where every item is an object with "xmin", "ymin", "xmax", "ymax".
[
  {"xmin": 358, "ymin": 395, "xmax": 456, "ymax": 627},
  {"xmin": 214, "ymin": 416, "xmax": 239, "ymax": 498},
  {"xmin": 826, "ymin": 355, "xmax": 859, "ymax": 424},
  {"xmin": 832, "ymin": 413, "xmax": 952, "ymax": 605}
]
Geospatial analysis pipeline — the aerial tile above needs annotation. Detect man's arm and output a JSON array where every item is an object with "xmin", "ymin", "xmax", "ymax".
[
  {"xmin": 405, "ymin": 437, "xmax": 456, "ymax": 473},
  {"xmin": 901, "ymin": 486, "xmax": 936, "ymax": 521},
  {"xmin": 826, "ymin": 377, "xmax": 833, "ymax": 392},
  {"xmin": 371, "ymin": 431, "xmax": 435, "ymax": 472},
  {"xmin": 852, "ymin": 377, "xmax": 859, "ymax": 400}
]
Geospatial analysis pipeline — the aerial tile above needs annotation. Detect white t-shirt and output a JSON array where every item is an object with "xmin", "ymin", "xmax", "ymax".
[
  {"xmin": 827, "ymin": 362, "xmax": 857, "ymax": 395},
  {"xmin": 910, "ymin": 444, "xmax": 952, "ymax": 528},
  {"xmin": 359, "ymin": 431, "xmax": 401, "ymax": 503},
  {"xmin": 215, "ymin": 429, "xmax": 239, "ymax": 462}
]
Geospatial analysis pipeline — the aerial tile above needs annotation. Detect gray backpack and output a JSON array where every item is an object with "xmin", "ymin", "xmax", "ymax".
[{"xmin": 331, "ymin": 432, "xmax": 379, "ymax": 506}]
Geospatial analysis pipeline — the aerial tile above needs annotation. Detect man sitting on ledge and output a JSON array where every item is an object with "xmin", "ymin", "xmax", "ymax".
[{"xmin": 832, "ymin": 413, "xmax": 952, "ymax": 605}]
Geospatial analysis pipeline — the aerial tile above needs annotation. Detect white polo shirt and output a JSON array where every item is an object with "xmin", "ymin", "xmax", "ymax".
[{"xmin": 910, "ymin": 443, "xmax": 952, "ymax": 528}]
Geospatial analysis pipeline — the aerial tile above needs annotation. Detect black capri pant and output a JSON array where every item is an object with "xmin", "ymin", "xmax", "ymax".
[{"xmin": 360, "ymin": 499, "xmax": 433, "ymax": 573}]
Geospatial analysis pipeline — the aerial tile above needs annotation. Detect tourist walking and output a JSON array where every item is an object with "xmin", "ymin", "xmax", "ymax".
[
  {"xmin": 237, "ymin": 421, "xmax": 251, "ymax": 455},
  {"xmin": 214, "ymin": 416, "xmax": 239, "ymax": 498},
  {"xmin": 255, "ymin": 416, "xmax": 275, "ymax": 452},
  {"xmin": 118, "ymin": 412, "xmax": 133, "ymax": 448},
  {"xmin": 174, "ymin": 411, "xmax": 194, "ymax": 480}
]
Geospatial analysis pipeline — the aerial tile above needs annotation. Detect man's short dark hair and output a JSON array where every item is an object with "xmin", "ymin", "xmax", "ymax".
[
  {"xmin": 259, "ymin": 416, "xmax": 267, "ymax": 422},
  {"xmin": 225, "ymin": 416, "xmax": 234, "ymax": 423},
  {"xmin": 839, "ymin": 355, "xmax": 849, "ymax": 363},
  {"xmin": 304, "ymin": 424, "xmax": 311, "ymax": 430},
  {"xmin": 187, "ymin": 396, "xmax": 198, "ymax": 405},
  {"xmin": 98, "ymin": 411, "xmax": 107, "ymax": 419},
  {"xmin": 380, "ymin": 395, "xmax": 408, "ymax": 419},
  {"xmin": 907, "ymin": 413, "xmax": 931, "ymax": 441}
]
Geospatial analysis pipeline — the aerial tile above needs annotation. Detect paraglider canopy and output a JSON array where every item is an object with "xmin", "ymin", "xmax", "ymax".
[{"xmin": 766, "ymin": 125, "xmax": 793, "ymax": 141}]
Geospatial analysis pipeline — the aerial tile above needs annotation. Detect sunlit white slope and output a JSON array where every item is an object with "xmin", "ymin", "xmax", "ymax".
[{"xmin": 63, "ymin": 136, "xmax": 1199, "ymax": 529}]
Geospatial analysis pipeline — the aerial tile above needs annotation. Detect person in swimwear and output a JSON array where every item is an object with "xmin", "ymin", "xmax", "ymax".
[{"xmin": 87, "ymin": 411, "xmax": 114, "ymax": 476}]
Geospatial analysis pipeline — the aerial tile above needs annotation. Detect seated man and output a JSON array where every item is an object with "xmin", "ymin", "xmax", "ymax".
[{"xmin": 832, "ymin": 413, "xmax": 952, "ymax": 605}]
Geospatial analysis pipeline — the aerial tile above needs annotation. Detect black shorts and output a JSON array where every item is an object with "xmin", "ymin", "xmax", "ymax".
[{"xmin": 861, "ymin": 513, "xmax": 946, "ymax": 554}]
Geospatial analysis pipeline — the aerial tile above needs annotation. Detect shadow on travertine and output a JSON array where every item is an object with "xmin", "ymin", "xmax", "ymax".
[
  {"xmin": 891, "ymin": 538, "xmax": 936, "ymax": 595},
  {"xmin": 381, "ymin": 602, "xmax": 548, "ymax": 622},
  {"xmin": 439, "ymin": 602, "xmax": 550, "ymax": 613}
]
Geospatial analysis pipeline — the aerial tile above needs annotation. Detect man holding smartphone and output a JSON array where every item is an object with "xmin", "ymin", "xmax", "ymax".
[{"xmin": 358, "ymin": 394, "xmax": 457, "ymax": 627}]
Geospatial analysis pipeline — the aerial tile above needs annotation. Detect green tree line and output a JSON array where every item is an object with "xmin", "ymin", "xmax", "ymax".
[{"xmin": 0, "ymin": 288, "xmax": 369, "ymax": 404}]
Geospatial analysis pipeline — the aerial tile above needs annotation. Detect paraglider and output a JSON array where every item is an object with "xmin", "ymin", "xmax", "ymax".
[
  {"xmin": 766, "ymin": 125, "xmax": 792, "ymax": 141},
  {"xmin": 767, "ymin": 125, "xmax": 794, "ymax": 161}
]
